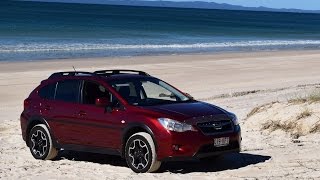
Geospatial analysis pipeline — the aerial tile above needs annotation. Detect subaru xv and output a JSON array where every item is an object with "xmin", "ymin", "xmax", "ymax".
[{"xmin": 20, "ymin": 70, "xmax": 241, "ymax": 173}]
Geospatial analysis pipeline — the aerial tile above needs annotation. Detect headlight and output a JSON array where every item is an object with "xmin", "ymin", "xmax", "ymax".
[
  {"xmin": 230, "ymin": 113, "xmax": 239, "ymax": 126},
  {"xmin": 158, "ymin": 118, "xmax": 196, "ymax": 132}
]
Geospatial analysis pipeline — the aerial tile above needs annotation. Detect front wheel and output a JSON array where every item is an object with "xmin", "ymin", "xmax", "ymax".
[
  {"xmin": 28, "ymin": 124, "xmax": 58, "ymax": 160},
  {"xmin": 125, "ymin": 132, "xmax": 161, "ymax": 173}
]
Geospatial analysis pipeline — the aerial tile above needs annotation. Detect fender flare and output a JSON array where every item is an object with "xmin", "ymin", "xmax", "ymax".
[
  {"xmin": 121, "ymin": 123, "xmax": 157, "ymax": 157},
  {"xmin": 26, "ymin": 116, "xmax": 59, "ymax": 148}
]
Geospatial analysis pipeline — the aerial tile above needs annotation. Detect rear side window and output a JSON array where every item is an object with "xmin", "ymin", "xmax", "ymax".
[
  {"xmin": 55, "ymin": 80, "xmax": 81, "ymax": 103},
  {"xmin": 39, "ymin": 83, "xmax": 56, "ymax": 100}
]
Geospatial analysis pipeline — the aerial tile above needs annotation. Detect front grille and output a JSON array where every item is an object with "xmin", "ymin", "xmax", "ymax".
[{"xmin": 197, "ymin": 120, "xmax": 233, "ymax": 135}]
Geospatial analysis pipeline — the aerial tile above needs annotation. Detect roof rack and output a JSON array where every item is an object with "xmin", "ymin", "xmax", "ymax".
[
  {"xmin": 49, "ymin": 71, "xmax": 96, "ymax": 79},
  {"xmin": 94, "ymin": 69, "xmax": 150, "ymax": 76},
  {"xmin": 48, "ymin": 69, "xmax": 150, "ymax": 79}
]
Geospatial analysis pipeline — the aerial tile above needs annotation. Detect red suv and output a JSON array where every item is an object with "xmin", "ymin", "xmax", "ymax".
[{"xmin": 20, "ymin": 70, "xmax": 241, "ymax": 173}]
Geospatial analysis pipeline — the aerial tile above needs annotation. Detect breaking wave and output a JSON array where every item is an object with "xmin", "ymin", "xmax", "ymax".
[{"xmin": 1, "ymin": 40, "xmax": 320, "ymax": 53}]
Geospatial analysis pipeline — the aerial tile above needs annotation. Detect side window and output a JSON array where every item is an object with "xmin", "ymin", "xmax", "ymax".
[
  {"xmin": 55, "ymin": 80, "xmax": 81, "ymax": 103},
  {"xmin": 112, "ymin": 82, "xmax": 139, "ymax": 105},
  {"xmin": 83, "ymin": 81, "xmax": 110, "ymax": 105},
  {"xmin": 39, "ymin": 83, "xmax": 56, "ymax": 100},
  {"xmin": 113, "ymin": 82, "xmax": 138, "ymax": 98},
  {"xmin": 83, "ymin": 81, "xmax": 121, "ymax": 107}
]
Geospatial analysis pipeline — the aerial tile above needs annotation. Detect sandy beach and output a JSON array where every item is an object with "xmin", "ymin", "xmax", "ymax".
[{"xmin": 1, "ymin": 50, "xmax": 320, "ymax": 179}]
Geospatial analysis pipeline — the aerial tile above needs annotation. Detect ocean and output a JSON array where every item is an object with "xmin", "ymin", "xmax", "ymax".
[{"xmin": 1, "ymin": 0, "xmax": 320, "ymax": 61}]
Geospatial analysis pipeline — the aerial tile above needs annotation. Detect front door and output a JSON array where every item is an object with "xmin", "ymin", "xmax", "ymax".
[{"xmin": 78, "ymin": 80, "xmax": 124, "ymax": 149}]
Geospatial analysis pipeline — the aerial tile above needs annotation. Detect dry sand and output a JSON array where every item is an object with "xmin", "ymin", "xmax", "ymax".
[{"xmin": 0, "ymin": 50, "xmax": 320, "ymax": 179}]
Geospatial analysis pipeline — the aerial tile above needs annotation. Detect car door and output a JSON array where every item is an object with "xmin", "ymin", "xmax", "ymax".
[
  {"xmin": 45, "ymin": 79, "xmax": 87, "ymax": 145},
  {"xmin": 77, "ymin": 80, "xmax": 125, "ymax": 149}
]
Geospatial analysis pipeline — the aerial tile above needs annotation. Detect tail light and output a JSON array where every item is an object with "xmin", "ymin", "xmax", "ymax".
[{"xmin": 24, "ymin": 98, "xmax": 30, "ymax": 109}]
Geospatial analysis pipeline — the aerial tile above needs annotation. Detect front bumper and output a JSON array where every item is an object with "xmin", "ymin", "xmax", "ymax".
[{"xmin": 156, "ymin": 125, "xmax": 241, "ymax": 161}]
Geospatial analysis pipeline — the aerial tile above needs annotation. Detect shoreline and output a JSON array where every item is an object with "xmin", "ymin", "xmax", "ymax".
[{"xmin": 1, "ymin": 49, "xmax": 320, "ymax": 72}]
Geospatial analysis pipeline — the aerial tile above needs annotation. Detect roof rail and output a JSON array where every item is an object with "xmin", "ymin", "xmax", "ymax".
[
  {"xmin": 48, "ymin": 70, "xmax": 150, "ymax": 79},
  {"xmin": 49, "ymin": 71, "xmax": 96, "ymax": 79},
  {"xmin": 94, "ymin": 69, "xmax": 150, "ymax": 76}
]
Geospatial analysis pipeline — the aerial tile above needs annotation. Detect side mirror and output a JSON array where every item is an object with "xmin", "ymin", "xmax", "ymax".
[
  {"xmin": 159, "ymin": 93, "xmax": 176, "ymax": 99},
  {"xmin": 95, "ymin": 97, "xmax": 111, "ymax": 107}
]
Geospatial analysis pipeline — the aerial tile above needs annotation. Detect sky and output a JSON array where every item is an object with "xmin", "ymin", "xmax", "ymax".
[{"xmin": 31, "ymin": 0, "xmax": 320, "ymax": 10}]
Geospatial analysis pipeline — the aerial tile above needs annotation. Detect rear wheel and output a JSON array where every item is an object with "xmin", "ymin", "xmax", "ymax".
[
  {"xmin": 125, "ymin": 132, "xmax": 161, "ymax": 173},
  {"xmin": 28, "ymin": 124, "xmax": 58, "ymax": 160}
]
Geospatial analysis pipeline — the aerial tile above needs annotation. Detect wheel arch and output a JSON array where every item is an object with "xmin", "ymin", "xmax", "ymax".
[
  {"xmin": 26, "ymin": 116, "xmax": 58, "ymax": 148},
  {"xmin": 121, "ymin": 123, "xmax": 157, "ymax": 158}
]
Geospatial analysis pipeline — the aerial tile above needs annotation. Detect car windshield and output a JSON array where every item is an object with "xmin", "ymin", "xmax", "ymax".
[{"xmin": 109, "ymin": 77, "xmax": 191, "ymax": 106}]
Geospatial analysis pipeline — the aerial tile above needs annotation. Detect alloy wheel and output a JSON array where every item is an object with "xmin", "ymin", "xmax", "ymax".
[
  {"xmin": 128, "ymin": 139, "xmax": 150, "ymax": 170},
  {"xmin": 30, "ymin": 130, "xmax": 48, "ymax": 157}
]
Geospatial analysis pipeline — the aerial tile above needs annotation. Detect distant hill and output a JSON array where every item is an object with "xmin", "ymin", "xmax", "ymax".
[{"xmin": 21, "ymin": 0, "xmax": 320, "ymax": 13}]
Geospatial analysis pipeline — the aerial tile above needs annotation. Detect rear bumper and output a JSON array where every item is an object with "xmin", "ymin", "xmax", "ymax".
[
  {"xmin": 156, "ymin": 125, "xmax": 241, "ymax": 161},
  {"xmin": 20, "ymin": 113, "xmax": 28, "ymax": 142}
]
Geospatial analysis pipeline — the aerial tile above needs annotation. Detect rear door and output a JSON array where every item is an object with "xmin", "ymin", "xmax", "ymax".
[{"xmin": 46, "ymin": 79, "xmax": 86, "ymax": 145}]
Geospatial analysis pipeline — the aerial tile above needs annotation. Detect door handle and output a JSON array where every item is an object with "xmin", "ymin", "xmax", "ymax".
[{"xmin": 78, "ymin": 111, "xmax": 87, "ymax": 116}]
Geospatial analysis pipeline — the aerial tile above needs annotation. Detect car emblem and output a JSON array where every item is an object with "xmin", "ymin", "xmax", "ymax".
[{"xmin": 212, "ymin": 122, "xmax": 222, "ymax": 130}]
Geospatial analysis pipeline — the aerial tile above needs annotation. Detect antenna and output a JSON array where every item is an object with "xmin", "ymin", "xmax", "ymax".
[{"xmin": 72, "ymin": 66, "xmax": 77, "ymax": 73}]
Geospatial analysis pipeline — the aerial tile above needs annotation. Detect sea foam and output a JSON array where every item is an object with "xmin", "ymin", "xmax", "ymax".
[{"xmin": 1, "ymin": 40, "xmax": 320, "ymax": 53}]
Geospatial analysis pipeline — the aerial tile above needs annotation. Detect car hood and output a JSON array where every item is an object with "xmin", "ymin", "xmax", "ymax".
[{"xmin": 143, "ymin": 101, "xmax": 230, "ymax": 122}]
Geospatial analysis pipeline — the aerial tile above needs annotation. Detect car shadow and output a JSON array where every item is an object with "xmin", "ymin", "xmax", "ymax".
[
  {"xmin": 159, "ymin": 153, "xmax": 271, "ymax": 173},
  {"xmin": 56, "ymin": 150, "xmax": 128, "ymax": 167},
  {"xmin": 56, "ymin": 151, "xmax": 271, "ymax": 173}
]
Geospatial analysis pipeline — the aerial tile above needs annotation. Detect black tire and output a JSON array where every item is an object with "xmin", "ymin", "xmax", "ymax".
[
  {"xmin": 28, "ymin": 124, "xmax": 58, "ymax": 160},
  {"xmin": 125, "ymin": 132, "xmax": 161, "ymax": 173}
]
